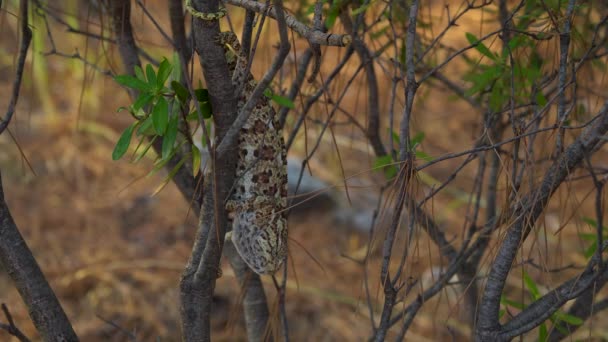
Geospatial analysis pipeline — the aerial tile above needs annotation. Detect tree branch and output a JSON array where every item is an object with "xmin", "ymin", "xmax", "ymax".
[
  {"xmin": 475, "ymin": 100, "xmax": 608, "ymax": 340},
  {"xmin": 225, "ymin": 0, "xmax": 351, "ymax": 46},
  {"xmin": 0, "ymin": 171, "xmax": 79, "ymax": 341}
]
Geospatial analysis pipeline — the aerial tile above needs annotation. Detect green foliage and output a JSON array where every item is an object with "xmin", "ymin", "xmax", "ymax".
[
  {"xmin": 264, "ymin": 88, "xmax": 295, "ymax": 109},
  {"xmin": 112, "ymin": 122, "xmax": 137, "ymax": 161},
  {"xmin": 373, "ymin": 131, "xmax": 431, "ymax": 179},
  {"xmin": 578, "ymin": 217, "xmax": 607, "ymax": 259},
  {"xmin": 112, "ymin": 58, "xmax": 214, "ymax": 177},
  {"xmin": 500, "ymin": 271, "xmax": 583, "ymax": 340}
]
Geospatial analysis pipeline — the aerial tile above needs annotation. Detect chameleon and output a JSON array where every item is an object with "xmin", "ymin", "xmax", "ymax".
[{"xmin": 216, "ymin": 31, "xmax": 289, "ymax": 275}]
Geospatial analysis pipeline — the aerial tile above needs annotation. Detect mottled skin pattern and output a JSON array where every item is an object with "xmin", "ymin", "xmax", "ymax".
[{"xmin": 217, "ymin": 32, "xmax": 288, "ymax": 275}]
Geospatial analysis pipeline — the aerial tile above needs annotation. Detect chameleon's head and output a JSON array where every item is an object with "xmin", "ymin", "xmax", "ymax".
[{"xmin": 230, "ymin": 207, "xmax": 288, "ymax": 275}]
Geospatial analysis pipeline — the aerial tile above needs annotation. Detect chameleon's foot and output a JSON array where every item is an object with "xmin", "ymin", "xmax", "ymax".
[{"xmin": 214, "ymin": 31, "xmax": 239, "ymax": 47}]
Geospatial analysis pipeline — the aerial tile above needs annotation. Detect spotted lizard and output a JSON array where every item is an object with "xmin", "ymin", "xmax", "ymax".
[{"xmin": 216, "ymin": 32, "xmax": 289, "ymax": 275}]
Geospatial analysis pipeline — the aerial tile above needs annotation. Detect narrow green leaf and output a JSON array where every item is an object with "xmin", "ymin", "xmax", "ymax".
[
  {"xmin": 554, "ymin": 311, "xmax": 584, "ymax": 326},
  {"xmin": 535, "ymin": 92, "xmax": 547, "ymax": 107},
  {"xmin": 152, "ymin": 157, "xmax": 186, "ymax": 196},
  {"xmin": 501, "ymin": 295, "xmax": 525, "ymax": 310},
  {"xmin": 326, "ymin": 2, "xmax": 339, "ymax": 29},
  {"xmin": 385, "ymin": 166, "xmax": 397, "ymax": 179},
  {"xmin": 373, "ymin": 155, "xmax": 397, "ymax": 179},
  {"xmin": 192, "ymin": 145, "xmax": 201, "ymax": 176},
  {"xmin": 134, "ymin": 65, "xmax": 146, "ymax": 81},
  {"xmin": 171, "ymin": 52, "xmax": 182, "ymax": 83},
  {"xmin": 156, "ymin": 58, "xmax": 173, "ymax": 89},
  {"xmin": 386, "ymin": 128, "xmax": 399, "ymax": 144},
  {"xmin": 188, "ymin": 102, "xmax": 213, "ymax": 121},
  {"xmin": 538, "ymin": 322, "xmax": 548, "ymax": 342},
  {"xmin": 152, "ymin": 97, "xmax": 169, "ymax": 135},
  {"xmin": 465, "ymin": 32, "xmax": 496, "ymax": 61},
  {"xmin": 115, "ymin": 74, "xmax": 152, "ymax": 92},
  {"xmin": 146, "ymin": 64, "xmax": 157, "ymax": 87},
  {"xmin": 373, "ymin": 155, "xmax": 393, "ymax": 169},
  {"xmin": 523, "ymin": 271, "xmax": 541, "ymax": 300},
  {"xmin": 578, "ymin": 232, "xmax": 597, "ymax": 241},
  {"xmin": 194, "ymin": 88, "xmax": 210, "ymax": 102},
  {"xmin": 411, "ymin": 131, "xmax": 425, "ymax": 146},
  {"xmin": 584, "ymin": 241, "xmax": 597, "ymax": 259},
  {"xmin": 583, "ymin": 217, "xmax": 598, "ymax": 227},
  {"xmin": 133, "ymin": 93, "xmax": 155, "ymax": 112},
  {"xmin": 270, "ymin": 94, "xmax": 295, "ymax": 109},
  {"xmin": 133, "ymin": 136, "xmax": 157, "ymax": 163},
  {"xmin": 162, "ymin": 115, "xmax": 178, "ymax": 160},
  {"xmin": 351, "ymin": 2, "xmax": 371, "ymax": 16},
  {"xmin": 371, "ymin": 25, "xmax": 389, "ymax": 39},
  {"xmin": 415, "ymin": 150, "xmax": 433, "ymax": 161},
  {"xmin": 137, "ymin": 115, "xmax": 155, "ymax": 136},
  {"xmin": 112, "ymin": 122, "xmax": 136, "ymax": 160},
  {"xmin": 171, "ymin": 81, "xmax": 190, "ymax": 104}
]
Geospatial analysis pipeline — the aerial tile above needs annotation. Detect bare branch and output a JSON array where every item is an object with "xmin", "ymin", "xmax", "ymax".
[
  {"xmin": 0, "ymin": 171, "xmax": 79, "ymax": 340},
  {"xmin": 225, "ymin": 0, "xmax": 351, "ymax": 46},
  {"xmin": 476, "ymin": 100, "xmax": 608, "ymax": 340},
  {"xmin": 0, "ymin": 0, "xmax": 31, "ymax": 135},
  {"xmin": 0, "ymin": 303, "xmax": 31, "ymax": 342}
]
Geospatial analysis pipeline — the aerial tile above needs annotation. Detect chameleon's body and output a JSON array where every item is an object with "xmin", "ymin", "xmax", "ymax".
[{"xmin": 217, "ymin": 32, "xmax": 288, "ymax": 275}]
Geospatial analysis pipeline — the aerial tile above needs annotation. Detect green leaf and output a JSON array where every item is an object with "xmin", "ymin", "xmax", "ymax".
[
  {"xmin": 464, "ymin": 64, "xmax": 504, "ymax": 96},
  {"xmin": 415, "ymin": 150, "xmax": 433, "ymax": 161},
  {"xmin": 411, "ymin": 131, "xmax": 425, "ymax": 146},
  {"xmin": 386, "ymin": 128, "xmax": 399, "ymax": 144},
  {"xmin": 146, "ymin": 64, "xmax": 157, "ymax": 88},
  {"xmin": 535, "ymin": 92, "xmax": 547, "ymax": 107},
  {"xmin": 115, "ymin": 74, "xmax": 153, "ymax": 92},
  {"xmin": 202, "ymin": 120, "xmax": 212, "ymax": 147},
  {"xmin": 192, "ymin": 145, "xmax": 201, "ymax": 176},
  {"xmin": 498, "ymin": 309, "xmax": 506, "ymax": 319},
  {"xmin": 162, "ymin": 115, "xmax": 179, "ymax": 160},
  {"xmin": 373, "ymin": 155, "xmax": 397, "ymax": 179},
  {"xmin": 583, "ymin": 217, "xmax": 598, "ymax": 227},
  {"xmin": 373, "ymin": 155, "xmax": 392, "ymax": 169},
  {"xmin": 194, "ymin": 88, "xmax": 210, "ymax": 102},
  {"xmin": 351, "ymin": 2, "xmax": 371, "ymax": 16},
  {"xmin": 152, "ymin": 157, "xmax": 186, "ymax": 196},
  {"xmin": 133, "ymin": 93, "xmax": 155, "ymax": 112},
  {"xmin": 171, "ymin": 52, "xmax": 182, "ymax": 83},
  {"xmin": 489, "ymin": 81, "xmax": 505, "ymax": 111},
  {"xmin": 554, "ymin": 311, "xmax": 584, "ymax": 326},
  {"xmin": 538, "ymin": 322, "xmax": 548, "ymax": 342},
  {"xmin": 187, "ymin": 101, "xmax": 213, "ymax": 121},
  {"xmin": 171, "ymin": 81, "xmax": 190, "ymax": 104},
  {"xmin": 137, "ymin": 115, "xmax": 155, "ymax": 136},
  {"xmin": 269, "ymin": 93, "xmax": 295, "ymax": 109},
  {"xmin": 112, "ymin": 122, "xmax": 136, "ymax": 160},
  {"xmin": 584, "ymin": 241, "xmax": 597, "ymax": 259},
  {"xmin": 326, "ymin": 1, "xmax": 340, "ymax": 29},
  {"xmin": 152, "ymin": 97, "xmax": 169, "ymax": 135},
  {"xmin": 371, "ymin": 25, "xmax": 389, "ymax": 39},
  {"xmin": 156, "ymin": 58, "xmax": 173, "ymax": 89},
  {"xmin": 134, "ymin": 65, "xmax": 146, "ymax": 81},
  {"xmin": 132, "ymin": 136, "xmax": 157, "ymax": 162},
  {"xmin": 465, "ymin": 32, "xmax": 496, "ymax": 61},
  {"xmin": 523, "ymin": 271, "xmax": 540, "ymax": 300},
  {"xmin": 501, "ymin": 296, "xmax": 525, "ymax": 310}
]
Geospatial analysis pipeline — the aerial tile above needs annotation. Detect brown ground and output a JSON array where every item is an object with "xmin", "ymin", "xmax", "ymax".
[{"xmin": 1, "ymin": 2, "xmax": 607, "ymax": 341}]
